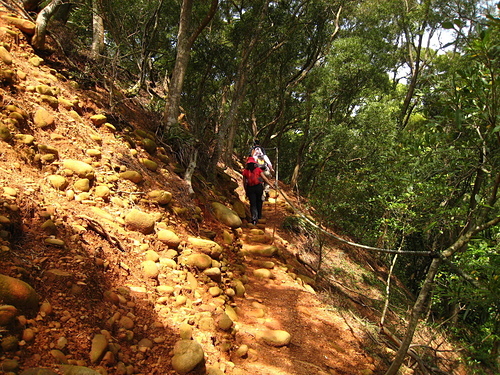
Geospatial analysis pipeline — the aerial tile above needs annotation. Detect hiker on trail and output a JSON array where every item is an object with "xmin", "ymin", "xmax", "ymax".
[
  {"xmin": 243, "ymin": 156, "xmax": 272, "ymax": 225},
  {"xmin": 249, "ymin": 140, "xmax": 274, "ymax": 173},
  {"xmin": 249, "ymin": 140, "xmax": 274, "ymax": 200}
]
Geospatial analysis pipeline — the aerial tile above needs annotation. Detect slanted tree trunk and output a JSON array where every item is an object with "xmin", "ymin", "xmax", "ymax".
[
  {"xmin": 385, "ymin": 256, "xmax": 442, "ymax": 375},
  {"xmin": 291, "ymin": 133, "xmax": 308, "ymax": 189},
  {"xmin": 398, "ymin": 0, "xmax": 437, "ymax": 129},
  {"xmin": 384, "ymin": 215, "xmax": 500, "ymax": 375},
  {"xmin": 164, "ymin": 0, "xmax": 218, "ymax": 130},
  {"xmin": 184, "ymin": 149, "xmax": 198, "ymax": 196},
  {"xmin": 381, "ymin": 253, "xmax": 399, "ymax": 327},
  {"xmin": 164, "ymin": 0, "xmax": 193, "ymax": 129},
  {"xmin": 291, "ymin": 91, "xmax": 313, "ymax": 188},
  {"xmin": 32, "ymin": 0, "xmax": 65, "ymax": 50},
  {"xmin": 91, "ymin": 0, "xmax": 105, "ymax": 59},
  {"xmin": 217, "ymin": 0, "xmax": 269, "ymax": 167}
]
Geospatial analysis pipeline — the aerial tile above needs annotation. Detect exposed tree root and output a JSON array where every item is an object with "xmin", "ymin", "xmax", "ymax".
[{"xmin": 77, "ymin": 214, "xmax": 126, "ymax": 252}]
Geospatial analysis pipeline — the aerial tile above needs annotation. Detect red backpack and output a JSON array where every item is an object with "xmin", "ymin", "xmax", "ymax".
[{"xmin": 246, "ymin": 168, "xmax": 262, "ymax": 186}]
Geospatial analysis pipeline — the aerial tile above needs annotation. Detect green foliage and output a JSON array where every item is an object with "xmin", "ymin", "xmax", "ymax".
[
  {"xmin": 302, "ymin": 94, "xmax": 403, "ymax": 243},
  {"xmin": 276, "ymin": 6, "xmax": 500, "ymax": 371},
  {"xmin": 433, "ymin": 234, "xmax": 500, "ymax": 366}
]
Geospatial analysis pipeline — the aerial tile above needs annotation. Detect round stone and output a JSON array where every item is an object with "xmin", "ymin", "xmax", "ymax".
[
  {"xmin": 260, "ymin": 329, "xmax": 291, "ymax": 347},
  {"xmin": 185, "ymin": 254, "xmax": 213, "ymax": 270},
  {"xmin": 171, "ymin": 339, "xmax": 205, "ymax": 375}
]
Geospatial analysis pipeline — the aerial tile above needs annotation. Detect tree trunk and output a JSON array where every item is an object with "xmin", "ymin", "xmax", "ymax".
[
  {"xmin": 32, "ymin": 0, "xmax": 64, "ymax": 50},
  {"xmin": 384, "ymin": 215, "xmax": 500, "ymax": 375},
  {"xmin": 291, "ymin": 96, "xmax": 312, "ymax": 188},
  {"xmin": 314, "ymin": 232, "xmax": 325, "ymax": 282},
  {"xmin": 91, "ymin": 0, "xmax": 105, "ymax": 59},
  {"xmin": 399, "ymin": 0, "xmax": 433, "ymax": 129},
  {"xmin": 380, "ymin": 253, "xmax": 399, "ymax": 327},
  {"xmin": 384, "ymin": 257, "xmax": 443, "ymax": 375},
  {"xmin": 129, "ymin": 0, "xmax": 165, "ymax": 96},
  {"xmin": 164, "ymin": 0, "xmax": 193, "ymax": 129},
  {"xmin": 164, "ymin": 0, "xmax": 218, "ymax": 131},
  {"xmin": 184, "ymin": 149, "xmax": 198, "ymax": 196},
  {"xmin": 219, "ymin": 63, "xmax": 249, "ymax": 166},
  {"xmin": 450, "ymin": 302, "xmax": 460, "ymax": 326},
  {"xmin": 216, "ymin": 0, "xmax": 269, "ymax": 167}
]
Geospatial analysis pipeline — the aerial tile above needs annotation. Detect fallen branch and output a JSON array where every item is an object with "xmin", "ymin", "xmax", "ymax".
[
  {"xmin": 295, "ymin": 252, "xmax": 317, "ymax": 273},
  {"xmin": 77, "ymin": 215, "xmax": 126, "ymax": 252},
  {"xmin": 323, "ymin": 282, "xmax": 372, "ymax": 309}
]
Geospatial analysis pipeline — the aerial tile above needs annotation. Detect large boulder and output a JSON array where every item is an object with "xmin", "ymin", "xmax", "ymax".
[
  {"xmin": 184, "ymin": 253, "xmax": 213, "ymax": 270},
  {"xmin": 157, "ymin": 229, "xmax": 180, "ymax": 249},
  {"xmin": 124, "ymin": 209, "xmax": 156, "ymax": 234},
  {"xmin": 89, "ymin": 334, "xmax": 108, "ymax": 364},
  {"xmin": 232, "ymin": 200, "xmax": 247, "ymax": 219},
  {"xmin": 259, "ymin": 329, "xmax": 291, "ymax": 347},
  {"xmin": 119, "ymin": 171, "xmax": 143, "ymax": 184},
  {"xmin": 0, "ymin": 46, "xmax": 12, "ymax": 65},
  {"xmin": 241, "ymin": 244, "xmax": 277, "ymax": 257},
  {"xmin": 141, "ymin": 260, "xmax": 159, "ymax": 278},
  {"xmin": 62, "ymin": 160, "xmax": 95, "ymax": 180},
  {"xmin": 140, "ymin": 158, "xmax": 158, "ymax": 171},
  {"xmin": 187, "ymin": 237, "xmax": 222, "ymax": 259},
  {"xmin": 211, "ymin": 202, "xmax": 242, "ymax": 228},
  {"xmin": 147, "ymin": 190, "xmax": 172, "ymax": 205},
  {"xmin": 141, "ymin": 138, "xmax": 157, "ymax": 155},
  {"xmin": 171, "ymin": 339, "xmax": 205, "ymax": 375},
  {"xmin": 48, "ymin": 175, "xmax": 68, "ymax": 190},
  {"xmin": 0, "ymin": 305, "xmax": 18, "ymax": 325},
  {"xmin": 0, "ymin": 124, "xmax": 12, "ymax": 141},
  {"xmin": 0, "ymin": 274, "xmax": 39, "ymax": 310},
  {"xmin": 89, "ymin": 114, "xmax": 107, "ymax": 126},
  {"xmin": 1, "ymin": 16, "xmax": 36, "ymax": 34},
  {"xmin": 20, "ymin": 369, "xmax": 58, "ymax": 375}
]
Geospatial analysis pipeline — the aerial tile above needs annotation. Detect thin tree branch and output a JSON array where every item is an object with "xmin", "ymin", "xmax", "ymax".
[
  {"xmin": 441, "ymin": 258, "xmax": 482, "ymax": 289},
  {"xmin": 287, "ymin": 6, "xmax": 342, "ymax": 89},
  {"xmin": 187, "ymin": 0, "xmax": 219, "ymax": 47}
]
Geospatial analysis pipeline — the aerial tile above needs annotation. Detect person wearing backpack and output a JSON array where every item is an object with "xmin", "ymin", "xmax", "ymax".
[
  {"xmin": 249, "ymin": 140, "xmax": 274, "ymax": 200},
  {"xmin": 243, "ymin": 156, "xmax": 272, "ymax": 225},
  {"xmin": 249, "ymin": 140, "xmax": 274, "ymax": 173}
]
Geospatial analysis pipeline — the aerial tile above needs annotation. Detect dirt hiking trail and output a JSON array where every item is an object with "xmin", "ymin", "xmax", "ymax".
[{"xmin": 217, "ymin": 194, "xmax": 382, "ymax": 375}]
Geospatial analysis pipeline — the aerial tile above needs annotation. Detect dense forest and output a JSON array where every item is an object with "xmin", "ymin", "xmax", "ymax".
[{"xmin": 6, "ymin": 0, "xmax": 500, "ymax": 373}]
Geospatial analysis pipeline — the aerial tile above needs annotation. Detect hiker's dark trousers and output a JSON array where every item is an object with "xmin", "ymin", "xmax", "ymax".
[{"xmin": 246, "ymin": 183, "xmax": 264, "ymax": 223}]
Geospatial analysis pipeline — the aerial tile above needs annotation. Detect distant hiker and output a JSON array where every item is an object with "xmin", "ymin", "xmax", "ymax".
[
  {"xmin": 249, "ymin": 140, "xmax": 274, "ymax": 173},
  {"xmin": 249, "ymin": 140, "xmax": 274, "ymax": 200},
  {"xmin": 243, "ymin": 156, "xmax": 272, "ymax": 225}
]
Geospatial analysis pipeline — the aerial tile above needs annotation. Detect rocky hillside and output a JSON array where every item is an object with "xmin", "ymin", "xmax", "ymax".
[{"xmin": 0, "ymin": 6, "xmax": 467, "ymax": 375}]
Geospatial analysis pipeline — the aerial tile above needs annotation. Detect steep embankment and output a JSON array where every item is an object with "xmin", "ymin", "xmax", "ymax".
[{"xmin": 0, "ymin": 7, "xmax": 466, "ymax": 375}]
